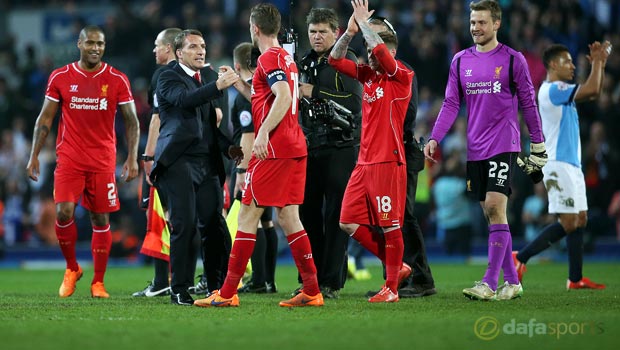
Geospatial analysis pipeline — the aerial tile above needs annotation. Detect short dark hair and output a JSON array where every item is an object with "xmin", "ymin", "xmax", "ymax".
[
  {"xmin": 234, "ymin": 42, "xmax": 255, "ymax": 70},
  {"xmin": 79, "ymin": 25, "xmax": 104, "ymax": 40},
  {"xmin": 162, "ymin": 28, "xmax": 182, "ymax": 47},
  {"xmin": 542, "ymin": 44, "xmax": 569, "ymax": 69},
  {"xmin": 306, "ymin": 8, "xmax": 339, "ymax": 31},
  {"xmin": 173, "ymin": 29, "xmax": 203, "ymax": 52},
  {"xmin": 250, "ymin": 3, "xmax": 280, "ymax": 36},
  {"xmin": 470, "ymin": 0, "xmax": 502, "ymax": 22}
]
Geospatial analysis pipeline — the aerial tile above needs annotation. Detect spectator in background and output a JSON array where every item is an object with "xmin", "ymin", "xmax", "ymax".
[
  {"xmin": 521, "ymin": 182, "xmax": 553, "ymax": 243},
  {"xmin": 583, "ymin": 120, "xmax": 616, "ymax": 242},
  {"xmin": 0, "ymin": 76, "xmax": 20, "ymax": 131},
  {"xmin": 432, "ymin": 150, "xmax": 472, "ymax": 256}
]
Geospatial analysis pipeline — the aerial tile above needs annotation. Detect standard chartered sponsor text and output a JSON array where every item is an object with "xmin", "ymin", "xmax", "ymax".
[
  {"xmin": 71, "ymin": 96, "xmax": 99, "ymax": 103},
  {"xmin": 70, "ymin": 96, "xmax": 106, "ymax": 110},
  {"xmin": 466, "ymin": 80, "xmax": 493, "ymax": 95}
]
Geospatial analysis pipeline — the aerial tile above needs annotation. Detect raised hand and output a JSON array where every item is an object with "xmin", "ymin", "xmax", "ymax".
[
  {"xmin": 602, "ymin": 40, "xmax": 612, "ymax": 59},
  {"xmin": 587, "ymin": 40, "xmax": 612, "ymax": 63},
  {"xmin": 351, "ymin": 0, "xmax": 374, "ymax": 25}
]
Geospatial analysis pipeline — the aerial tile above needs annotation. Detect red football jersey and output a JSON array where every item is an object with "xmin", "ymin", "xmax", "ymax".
[
  {"xmin": 330, "ymin": 44, "xmax": 413, "ymax": 165},
  {"xmin": 251, "ymin": 47, "xmax": 306, "ymax": 159},
  {"xmin": 45, "ymin": 62, "xmax": 134, "ymax": 171}
]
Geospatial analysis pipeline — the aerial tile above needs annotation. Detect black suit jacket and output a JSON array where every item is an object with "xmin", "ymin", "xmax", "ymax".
[{"xmin": 152, "ymin": 62, "xmax": 233, "ymax": 185}]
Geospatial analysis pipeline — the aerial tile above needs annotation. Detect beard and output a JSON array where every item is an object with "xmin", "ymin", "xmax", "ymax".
[{"xmin": 472, "ymin": 33, "xmax": 493, "ymax": 47}]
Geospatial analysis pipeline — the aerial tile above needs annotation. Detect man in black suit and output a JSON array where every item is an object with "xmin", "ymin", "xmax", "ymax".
[{"xmin": 151, "ymin": 29, "xmax": 242, "ymax": 305}]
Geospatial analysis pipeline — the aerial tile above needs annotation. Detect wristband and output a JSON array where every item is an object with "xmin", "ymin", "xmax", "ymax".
[
  {"xmin": 140, "ymin": 154, "xmax": 154, "ymax": 161},
  {"xmin": 236, "ymin": 168, "xmax": 247, "ymax": 174}
]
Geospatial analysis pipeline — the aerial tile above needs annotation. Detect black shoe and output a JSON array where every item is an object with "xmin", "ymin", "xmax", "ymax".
[
  {"xmin": 265, "ymin": 281, "xmax": 277, "ymax": 293},
  {"xmin": 132, "ymin": 281, "xmax": 171, "ymax": 297},
  {"xmin": 238, "ymin": 281, "xmax": 268, "ymax": 294},
  {"xmin": 170, "ymin": 291, "xmax": 194, "ymax": 306},
  {"xmin": 320, "ymin": 286, "xmax": 340, "ymax": 299},
  {"xmin": 398, "ymin": 285, "xmax": 437, "ymax": 298},
  {"xmin": 187, "ymin": 275, "xmax": 209, "ymax": 295}
]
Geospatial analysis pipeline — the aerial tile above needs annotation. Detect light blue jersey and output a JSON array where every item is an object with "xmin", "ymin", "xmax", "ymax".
[{"xmin": 537, "ymin": 81, "xmax": 580, "ymax": 167}]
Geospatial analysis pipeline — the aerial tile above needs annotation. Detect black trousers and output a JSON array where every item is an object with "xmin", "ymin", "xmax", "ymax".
[
  {"xmin": 156, "ymin": 155, "xmax": 231, "ymax": 294},
  {"xmin": 300, "ymin": 146, "xmax": 356, "ymax": 290},
  {"xmin": 402, "ymin": 141, "xmax": 435, "ymax": 287}
]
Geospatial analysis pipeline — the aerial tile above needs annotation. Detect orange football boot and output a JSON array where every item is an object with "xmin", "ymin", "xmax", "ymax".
[
  {"xmin": 279, "ymin": 291, "xmax": 324, "ymax": 307},
  {"xmin": 59, "ymin": 265, "xmax": 83, "ymax": 298},
  {"xmin": 194, "ymin": 290, "xmax": 240, "ymax": 307},
  {"xmin": 91, "ymin": 282, "xmax": 110, "ymax": 298}
]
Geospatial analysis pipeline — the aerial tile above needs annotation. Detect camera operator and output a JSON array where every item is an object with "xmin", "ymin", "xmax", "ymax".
[{"xmin": 294, "ymin": 8, "xmax": 362, "ymax": 299}]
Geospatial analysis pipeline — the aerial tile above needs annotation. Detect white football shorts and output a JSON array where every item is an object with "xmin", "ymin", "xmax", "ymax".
[{"xmin": 542, "ymin": 160, "xmax": 588, "ymax": 214}]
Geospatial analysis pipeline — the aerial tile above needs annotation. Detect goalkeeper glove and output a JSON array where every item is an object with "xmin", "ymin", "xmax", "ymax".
[
  {"xmin": 526, "ymin": 142, "xmax": 548, "ymax": 172},
  {"xmin": 517, "ymin": 157, "xmax": 543, "ymax": 183}
]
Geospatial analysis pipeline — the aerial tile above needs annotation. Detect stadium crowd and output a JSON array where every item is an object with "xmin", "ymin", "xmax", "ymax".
[{"xmin": 0, "ymin": 0, "xmax": 619, "ymax": 258}]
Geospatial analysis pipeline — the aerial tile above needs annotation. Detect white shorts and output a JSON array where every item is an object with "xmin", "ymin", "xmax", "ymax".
[{"xmin": 542, "ymin": 160, "xmax": 588, "ymax": 214}]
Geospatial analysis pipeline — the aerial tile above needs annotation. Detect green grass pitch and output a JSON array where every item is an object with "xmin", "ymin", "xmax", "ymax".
[{"xmin": 0, "ymin": 262, "xmax": 618, "ymax": 350}]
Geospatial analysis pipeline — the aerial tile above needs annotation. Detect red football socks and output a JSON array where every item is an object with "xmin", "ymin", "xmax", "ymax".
[
  {"xmin": 91, "ymin": 224, "xmax": 112, "ymax": 284},
  {"xmin": 350, "ymin": 225, "xmax": 386, "ymax": 262},
  {"xmin": 56, "ymin": 219, "xmax": 78, "ymax": 271},
  {"xmin": 384, "ymin": 229, "xmax": 404, "ymax": 292},
  {"xmin": 220, "ymin": 231, "xmax": 256, "ymax": 298},
  {"xmin": 287, "ymin": 230, "xmax": 320, "ymax": 296}
]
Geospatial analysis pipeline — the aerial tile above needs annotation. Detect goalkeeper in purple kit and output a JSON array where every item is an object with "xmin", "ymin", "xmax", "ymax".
[{"xmin": 423, "ymin": 0, "xmax": 547, "ymax": 301}]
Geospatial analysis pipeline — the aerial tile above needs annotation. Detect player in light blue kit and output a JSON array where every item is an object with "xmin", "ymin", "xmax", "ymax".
[
  {"xmin": 513, "ymin": 41, "xmax": 611, "ymax": 290},
  {"xmin": 424, "ymin": 0, "xmax": 547, "ymax": 301}
]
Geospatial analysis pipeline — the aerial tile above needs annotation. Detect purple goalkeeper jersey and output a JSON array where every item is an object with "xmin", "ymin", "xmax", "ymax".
[{"xmin": 430, "ymin": 44, "xmax": 544, "ymax": 161}]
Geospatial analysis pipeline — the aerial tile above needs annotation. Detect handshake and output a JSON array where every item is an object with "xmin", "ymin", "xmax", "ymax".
[{"xmin": 517, "ymin": 142, "xmax": 548, "ymax": 183}]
